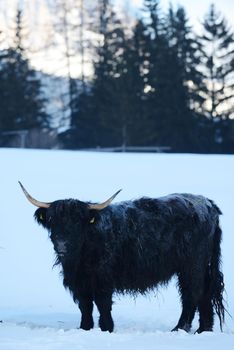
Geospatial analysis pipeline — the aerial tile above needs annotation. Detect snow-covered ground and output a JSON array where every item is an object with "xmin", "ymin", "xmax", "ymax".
[{"xmin": 0, "ymin": 148, "xmax": 233, "ymax": 349}]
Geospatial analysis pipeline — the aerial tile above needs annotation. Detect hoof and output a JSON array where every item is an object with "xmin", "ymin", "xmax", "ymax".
[
  {"xmin": 99, "ymin": 317, "xmax": 114, "ymax": 333},
  {"xmin": 171, "ymin": 324, "xmax": 190, "ymax": 333},
  {"xmin": 195, "ymin": 327, "xmax": 212, "ymax": 334},
  {"xmin": 80, "ymin": 318, "xmax": 94, "ymax": 331}
]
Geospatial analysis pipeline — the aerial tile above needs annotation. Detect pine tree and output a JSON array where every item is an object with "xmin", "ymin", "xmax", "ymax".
[
  {"xmin": 121, "ymin": 19, "xmax": 151, "ymax": 146},
  {"xmin": 200, "ymin": 4, "xmax": 234, "ymax": 151},
  {"xmin": 201, "ymin": 4, "xmax": 234, "ymax": 120},
  {"xmin": 142, "ymin": 0, "xmax": 177, "ymax": 148},
  {"xmin": 142, "ymin": 0, "xmax": 165, "ymax": 94},
  {"xmin": 69, "ymin": 0, "xmax": 133, "ymax": 148},
  {"xmin": 139, "ymin": 2, "xmax": 210, "ymax": 151},
  {"xmin": 0, "ymin": 9, "xmax": 48, "ymax": 132},
  {"xmin": 165, "ymin": 5, "xmax": 209, "ymax": 151}
]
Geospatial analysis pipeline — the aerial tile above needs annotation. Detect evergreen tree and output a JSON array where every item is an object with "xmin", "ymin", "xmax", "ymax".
[
  {"xmin": 201, "ymin": 4, "xmax": 234, "ymax": 120},
  {"xmin": 121, "ymin": 19, "xmax": 151, "ymax": 146},
  {"xmin": 0, "ymin": 9, "xmax": 48, "ymax": 132},
  {"xmin": 142, "ymin": 0, "xmax": 186, "ymax": 149},
  {"xmin": 142, "ymin": 1, "xmax": 209, "ymax": 151},
  {"xmin": 200, "ymin": 4, "xmax": 234, "ymax": 151},
  {"xmin": 140, "ymin": 0, "xmax": 167, "ymax": 144},
  {"xmin": 165, "ymin": 5, "xmax": 209, "ymax": 151},
  {"xmin": 167, "ymin": 6, "xmax": 206, "ymax": 111},
  {"xmin": 69, "ymin": 0, "xmax": 135, "ymax": 148}
]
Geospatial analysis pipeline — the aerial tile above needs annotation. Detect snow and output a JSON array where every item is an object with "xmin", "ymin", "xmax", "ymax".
[{"xmin": 0, "ymin": 148, "xmax": 234, "ymax": 349}]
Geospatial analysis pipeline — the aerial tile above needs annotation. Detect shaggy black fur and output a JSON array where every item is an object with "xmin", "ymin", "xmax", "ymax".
[{"xmin": 34, "ymin": 193, "xmax": 225, "ymax": 333}]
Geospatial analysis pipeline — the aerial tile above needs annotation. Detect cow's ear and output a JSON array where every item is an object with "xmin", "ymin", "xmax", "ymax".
[
  {"xmin": 88, "ymin": 209, "xmax": 99, "ymax": 225},
  {"xmin": 34, "ymin": 207, "xmax": 48, "ymax": 227}
]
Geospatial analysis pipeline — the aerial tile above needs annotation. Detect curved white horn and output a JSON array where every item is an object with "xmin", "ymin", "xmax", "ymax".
[
  {"xmin": 19, "ymin": 181, "xmax": 51, "ymax": 208},
  {"xmin": 89, "ymin": 189, "xmax": 122, "ymax": 210}
]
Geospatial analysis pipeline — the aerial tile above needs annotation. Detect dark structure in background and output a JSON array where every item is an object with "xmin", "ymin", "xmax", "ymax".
[
  {"xmin": 0, "ymin": 129, "xmax": 57, "ymax": 149},
  {"xmin": 20, "ymin": 182, "xmax": 225, "ymax": 333},
  {"xmin": 0, "ymin": 1, "xmax": 234, "ymax": 153}
]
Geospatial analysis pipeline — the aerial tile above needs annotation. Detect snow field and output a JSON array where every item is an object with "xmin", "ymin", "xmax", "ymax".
[{"xmin": 0, "ymin": 149, "xmax": 233, "ymax": 349}]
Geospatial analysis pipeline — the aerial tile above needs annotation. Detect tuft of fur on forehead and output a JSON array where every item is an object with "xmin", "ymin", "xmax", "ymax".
[{"xmin": 34, "ymin": 199, "xmax": 92, "ymax": 229}]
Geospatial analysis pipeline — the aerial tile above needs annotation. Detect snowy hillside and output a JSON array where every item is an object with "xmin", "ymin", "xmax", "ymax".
[{"xmin": 0, "ymin": 148, "xmax": 233, "ymax": 349}]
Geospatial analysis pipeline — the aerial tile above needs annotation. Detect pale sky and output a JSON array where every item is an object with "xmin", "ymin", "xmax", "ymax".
[{"xmin": 116, "ymin": 0, "xmax": 234, "ymax": 31}]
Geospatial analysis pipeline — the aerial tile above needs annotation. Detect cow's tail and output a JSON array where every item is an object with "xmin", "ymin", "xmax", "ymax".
[{"xmin": 206, "ymin": 211, "xmax": 226, "ymax": 331}]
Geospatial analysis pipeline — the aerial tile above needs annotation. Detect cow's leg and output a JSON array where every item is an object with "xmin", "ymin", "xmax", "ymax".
[
  {"xmin": 78, "ymin": 295, "xmax": 94, "ymax": 330},
  {"xmin": 172, "ymin": 270, "xmax": 204, "ymax": 332},
  {"xmin": 94, "ymin": 292, "xmax": 114, "ymax": 332},
  {"xmin": 196, "ymin": 295, "xmax": 214, "ymax": 333},
  {"xmin": 171, "ymin": 298, "xmax": 197, "ymax": 332},
  {"xmin": 196, "ymin": 267, "xmax": 214, "ymax": 333}
]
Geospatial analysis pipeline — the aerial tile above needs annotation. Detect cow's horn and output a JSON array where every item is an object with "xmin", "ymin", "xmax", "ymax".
[
  {"xmin": 18, "ymin": 181, "xmax": 51, "ymax": 208},
  {"xmin": 89, "ymin": 189, "xmax": 122, "ymax": 210}
]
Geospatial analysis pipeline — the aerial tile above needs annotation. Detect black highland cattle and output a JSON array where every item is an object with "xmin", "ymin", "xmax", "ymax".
[{"xmin": 19, "ymin": 182, "xmax": 225, "ymax": 333}]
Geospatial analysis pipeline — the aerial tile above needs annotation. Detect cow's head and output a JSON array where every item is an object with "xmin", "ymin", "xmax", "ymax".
[{"xmin": 19, "ymin": 181, "xmax": 121, "ymax": 259}]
